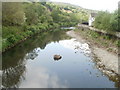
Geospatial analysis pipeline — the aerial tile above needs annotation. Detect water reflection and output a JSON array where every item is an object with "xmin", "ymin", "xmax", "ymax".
[
  {"xmin": 59, "ymin": 38, "xmax": 91, "ymax": 56},
  {"xmin": 2, "ymin": 30, "xmax": 120, "ymax": 88},
  {"xmin": 2, "ymin": 30, "xmax": 70, "ymax": 88},
  {"xmin": 19, "ymin": 66, "xmax": 68, "ymax": 88},
  {"xmin": 2, "ymin": 65, "xmax": 25, "ymax": 88},
  {"xmin": 25, "ymin": 48, "xmax": 40, "ymax": 60}
]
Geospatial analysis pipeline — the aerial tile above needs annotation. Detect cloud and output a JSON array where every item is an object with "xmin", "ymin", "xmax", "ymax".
[
  {"xmin": 19, "ymin": 66, "xmax": 68, "ymax": 88},
  {"xmin": 59, "ymin": 39, "xmax": 91, "ymax": 56}
]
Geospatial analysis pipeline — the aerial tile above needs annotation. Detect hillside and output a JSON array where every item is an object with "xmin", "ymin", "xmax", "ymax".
[{"xmin": 2, "ymin": 2, "xmax": 90, "ymax": 52}]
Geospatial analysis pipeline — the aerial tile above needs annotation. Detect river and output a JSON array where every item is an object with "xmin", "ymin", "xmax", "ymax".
[{"xmin": 2, "ymin": 30, "xmax": 119, "ymax": 88}]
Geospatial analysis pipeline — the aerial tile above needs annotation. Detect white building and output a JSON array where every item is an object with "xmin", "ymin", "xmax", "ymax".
[{"xmin": 88, "ymin": 13, "xmax": 97, "ymax": 26}]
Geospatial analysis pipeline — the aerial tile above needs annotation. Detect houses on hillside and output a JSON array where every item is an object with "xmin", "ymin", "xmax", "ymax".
[{"xmin": 88, "ymin": 13, "xmax": 97, "ymax": 26}]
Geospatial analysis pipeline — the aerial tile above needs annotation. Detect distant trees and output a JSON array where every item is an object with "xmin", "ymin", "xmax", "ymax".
[
  {"xmin": 24, "ymin": 3, "xmax": 53, "ymax": 25},
  {"xmin": 2, "ymin": 2, "xmax": 89, "ymax": 27},
  {"xmin": 2, "ymin": 2, "xmax": 25, "ymax": 26},
  {"xmin": 110, "ymin": 10, "xmax": 119, "ymax": 31},
  {"xmin": 2, "ymin": 2, "xmax": 89, "ymax": 51},
  {"xmin": 51, "ymin": 6, "xmax": 62, "ymax": 22},
  {"xmin": 24, "ymin": 3, "xmax": 39, "ymax": 25},
  {"xmin": 93, "ymin": 10, "xmax": 119, "ymax": 32}
]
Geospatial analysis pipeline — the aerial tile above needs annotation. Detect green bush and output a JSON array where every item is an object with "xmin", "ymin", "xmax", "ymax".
[
  {"xmin": 2, "ymin": 2, "xmax": 89, "ymax": 51},
  {"xmin": 2, "ymin": 40, "xmax": 11, "ymax": 50},
  {"xmin": 94, "ymin": 11, "xmax": 119, "ymax": 32},
  {"xmin": 90, "ymin": 32, "xmax": 99, "ymax": 38},
  {"xmin": 28, "ymin": 26, "xmax": 36, "ymax": 33},
  {"xmin": 103, "ymin": 35, "xmax": 111, "ymax": 40},
  {"xmin": 7, "ymin": 35, "xmax": 17, "ymax": 44},
  {"xmin": 116, "ymin": 40, "xmax": 120, "ymax": 47}
]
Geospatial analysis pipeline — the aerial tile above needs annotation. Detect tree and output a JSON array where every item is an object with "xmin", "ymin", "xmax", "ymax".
[
  {"xmin": 94, "ymin": 10, "xmax": 119, "ymax": 32},
  {"xmin": 2, "ymin": 2, "xmax": 25, "ymax": 26},
  {"xmin": 24, "ymin": 3, "xmax": 39, "ymax": 25},
  {"xmin": 51, "ymin": 7, "xmax": 61, "ymax": 22},
  {"xmin": 110, "ymin": 10, "xmax": 119, "ymax": 31}
]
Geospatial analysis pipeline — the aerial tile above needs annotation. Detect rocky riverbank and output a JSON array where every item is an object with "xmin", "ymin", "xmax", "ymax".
[{"xmin": 66, "ymin": 30, "xmax": 120, "ymax": 77}]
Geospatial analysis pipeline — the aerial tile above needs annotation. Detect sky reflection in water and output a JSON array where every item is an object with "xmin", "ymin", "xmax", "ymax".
[
  {"xmin": 18, "ymin": 39, "xmax": 114, "ymax": 88},
  {"xmin": 2, "ymin": 31, "xmax": 117, "ymax": 88}
]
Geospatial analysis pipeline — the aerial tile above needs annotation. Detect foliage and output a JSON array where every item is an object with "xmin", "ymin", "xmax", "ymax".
[
  {"xmin": 2, "ymin": 2, "xmax": 89, "ymax": 51},
  {"xmin": 2, "ymin": 2, "xmax": 25, "ymax": 26},
  {"xmin": 116, "ymin": 40, "xmax": 120, "ymax": 47},
  {"xmin": 94, "ymin": 10, "xmax": 119, "ymax": 32},
  {"xmin": 7, "ymin": 34, "xmax": 17, "ymax": 44}
]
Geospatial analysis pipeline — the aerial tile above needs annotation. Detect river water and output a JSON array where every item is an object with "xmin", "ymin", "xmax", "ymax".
[{"xmin": 2, "ymin": 30, "xmax": 119, "ymax": 88}]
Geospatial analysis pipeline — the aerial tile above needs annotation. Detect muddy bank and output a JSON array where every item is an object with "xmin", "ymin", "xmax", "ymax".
[{"xmin": 66, "ymin": 30, "xmax": 119, "ymax": 76}]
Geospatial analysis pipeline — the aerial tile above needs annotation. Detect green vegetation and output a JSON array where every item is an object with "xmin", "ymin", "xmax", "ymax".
[
  {"xmin": 93, "ymin": 10, "xmax": 119, "ymax": 32},
  {"xmin": 92, "ymin": 9, "xmax": 120, "ymax": 51},
  {"xmin": 75, "ymin": 28, "xmax": 118, "ymax": 54},
  {"xmin": 2, "ymin": 2, "xmax": 88, "ymax": 52}
]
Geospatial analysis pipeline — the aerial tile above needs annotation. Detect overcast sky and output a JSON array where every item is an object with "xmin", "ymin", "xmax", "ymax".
[{"xmin": 51, "ymin": 0, "xmax": 119, "ymax": 12}]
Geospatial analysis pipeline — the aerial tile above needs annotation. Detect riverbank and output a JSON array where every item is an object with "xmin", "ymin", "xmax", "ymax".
[
  {"xmin": 78, "ymin": 24, "xmax": 120, "ymax": 38},
  {"xmin": 2, "ymin": 24, "xmax": 61, "ymax": 53},
  {"xmin": 2, "ymin": 2, "xmax": 82, "ymax": 53},
  {"xmin": 3, "ymin": 29, "xmax": 119, "ymax": 88},
  {"xmin": 66, "ymin": 30, "xmax": 119, "ymax": 77}
]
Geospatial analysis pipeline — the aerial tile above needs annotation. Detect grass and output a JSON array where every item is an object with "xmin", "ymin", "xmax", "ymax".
[{"xmin": 75, "ymin": 28, "xmax": 119, "ymax": 54}]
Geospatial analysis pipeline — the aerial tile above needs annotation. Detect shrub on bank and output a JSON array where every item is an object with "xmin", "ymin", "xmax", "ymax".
[
  {"xmin": 2, "ymin": 23, "xmax": 61, "ymax": 51},
  {"xmin": 93, "ymin": 10, "xmax": 119, "ymax": 32},
  {"xmin": 116, "ymin": 40, "xmax": 120, "ymax": 47}
]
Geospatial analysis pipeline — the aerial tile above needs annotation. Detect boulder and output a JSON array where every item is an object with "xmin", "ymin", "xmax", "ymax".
[{"xmin": 54, "ymin": 55, "xmax": 62, "ymax": 60}]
